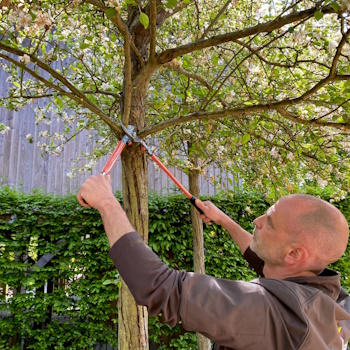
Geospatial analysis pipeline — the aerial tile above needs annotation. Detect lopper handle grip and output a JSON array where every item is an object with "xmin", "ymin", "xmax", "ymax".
[
  {"xmin": 189, "ymin": 195, "xmax": 204, "ymax": 215},
  {"xmin": 102, "ymin": 135, "xmax": 130, "ymax": 175}
]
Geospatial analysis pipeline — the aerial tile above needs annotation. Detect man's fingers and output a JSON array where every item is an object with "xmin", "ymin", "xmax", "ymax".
[
  {"xmin": 195, "ymin": 198, "xmax": 206, "ymax": 211},
  {"xmin": 77, "ymin": 192, "xmax": 91, "ymax": 208},
  {"xmin": 195, "ymin": 199, "xmax": 210, "ymax": 222}
]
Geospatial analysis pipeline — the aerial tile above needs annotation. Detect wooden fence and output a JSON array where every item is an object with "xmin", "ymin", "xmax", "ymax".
[{"xmin": 0, "ymin": 67, "xmax": 237, "ymax": 196}]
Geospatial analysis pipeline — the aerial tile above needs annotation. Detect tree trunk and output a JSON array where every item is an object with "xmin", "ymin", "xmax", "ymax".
[
  {"xmin": 189, "ymin": 169, "xmax": 211, "ymax": 350},
  {"xmin": 118, "ymin": 141, "xmax": 149, "ymax": 350}
]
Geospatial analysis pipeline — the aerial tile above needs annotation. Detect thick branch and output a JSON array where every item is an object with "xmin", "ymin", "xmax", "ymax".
[
  {"xmin": 336, "ymin": 75, "xmax": 350, "ymax": 81},
  {"xmin": 140, "ymin": 92, "xmax": 350, "ymax": 138},
  {"xmin": 149, "ymin": 0, "xmax": 157, "ymax": 62},
  {"xmin": 123, "ymin": 37, "xmax": 132, "ymax": 124},
  {"xmin": 156, "ymin": 5, "xmax": 335, "ymax": 64}
]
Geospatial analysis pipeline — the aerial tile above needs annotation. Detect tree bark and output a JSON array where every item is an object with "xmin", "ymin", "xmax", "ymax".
[
  {"xmin": 118, "ymin": 140, "xmax": 149, "ymax": 349},
  {"xmin": 189, "ymin": 168, "xmax": 211, "ymax": 350}
]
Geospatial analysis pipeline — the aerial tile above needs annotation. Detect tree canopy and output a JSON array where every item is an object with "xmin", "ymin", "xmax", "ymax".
[{"xmin": 0, "ymin": 0, "xmax": 350, "ymax": 199}]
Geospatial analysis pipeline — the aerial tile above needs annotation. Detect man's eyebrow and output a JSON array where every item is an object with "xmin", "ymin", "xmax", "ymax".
[{"xmin": 267, "ymin": 214, "xmax": 275, "ymax": 229}]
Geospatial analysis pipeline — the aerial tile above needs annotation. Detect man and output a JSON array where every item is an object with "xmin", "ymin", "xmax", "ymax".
[{"xmin": 77, "ymin": 174, "xmax": 350, "ymax": 349}]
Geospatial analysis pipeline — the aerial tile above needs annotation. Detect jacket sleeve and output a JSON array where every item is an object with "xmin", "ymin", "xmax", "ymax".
[{"xmin": 109, "ymin": 232, "xmax": 275, "ymax": 348}]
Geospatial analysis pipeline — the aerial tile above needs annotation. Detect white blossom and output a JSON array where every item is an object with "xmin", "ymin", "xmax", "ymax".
[
  {"xmin": 270, "ymin": 147, "xmax": 279, "ymax": 158},
  {"xmin": 287, "ymin": 152, "xmax": 295, "ymax": 161},
  {"xmin": 100, "ymin": 82, "xmax": 113, "ymax": 90},
  {"xmin": 37, "ymin": 141, "xmax": 48, "ymax": 151},
  {"xmin": 18, "ymin": 11, "xmax": 32, "ymax": 26},
  {"xmin": 35, "ymin": 12, "xmax": 52, "ymax": 28},
  {"xmin": 305, "ymin": 173, "xmax": 314, "ymax": 180},
  {"xmin": 66, "ymin": 171, "xmax": 75, "ymax": 178},
  {"xmin": 7, "ymin": 11, "xmax": 18, "ymax": 24},
  {"xmin": 317, "ymin": 177, "xmax": 328, "ymax": 188},
  {"xmin": 0, "ymin": 125, "xmax": 10, "ymax": 134},
  {"xmin": 328, "ymin": 41, "xmax": 337, "ymax": 51},
  {"xmin": 61, "ymin": 29, "xmax": 70, "ymax": 38},
  {"xmin": 20, "ymin": 54, "xmax": 31, "ymax": 65},
  {"xmin": 39, "ymin": 130, "xmax": 50, "ymax": 138},
  {"xmin": 245, "ymin": 206, "xmax": 253, "ymax": 214}
]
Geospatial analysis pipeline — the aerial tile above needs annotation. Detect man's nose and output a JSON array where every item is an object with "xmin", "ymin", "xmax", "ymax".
[{"xmin": 253, "ymin": 215, "xmax": 263, "ymax": 229}]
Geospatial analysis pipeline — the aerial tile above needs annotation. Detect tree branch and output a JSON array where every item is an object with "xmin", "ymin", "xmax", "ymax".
[
  {"xmin": 291, "ymin": 28, "xmax": 350, "ymax": 103},
  {"xmin": 149, "ymin": 0, "xmax": 157, "ymax": 62},
  {"xmin": 163, "ymin": 61, "xmax": 228, "ymax": 108},
  {"xmin": 83, "ymin": 0, "xmax": 145, "ymax": 68},
  {"xmin": 141, "ymin": 89, "xmax": 350, "ymax": 138},
  {"xmin": 336, "ymin": 75, "xmax": 350, "ymax": 81},
  {"xmin": 276, "ymin": 107, "xmax": 350, "ymax": 131},
  {"xmin": 234, "ymin": 118, "xmax": 330, "ymax": 165},
  {"xmin": 123, "ymin": 36, "xmax": 132, "ymax": 124},
  {"xmin": 201, "ymin": 0, "xmax": 232, "ymax": 39},
  {"xmin": 164, "ymin": 61, "xmax": 211, "ymax": 89},
  {"xmin": 0, "ymin": 44, "xmax": 122, "ymax": 136},
  {"xmin": 156, "ymin": 4, "xmax": 335, "ymax": 64}
]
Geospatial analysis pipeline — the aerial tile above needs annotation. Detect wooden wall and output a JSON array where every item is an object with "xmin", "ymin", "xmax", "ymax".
[{"xmin": 0, "ymin": 68, "xmax": 237, "ymax": 196}]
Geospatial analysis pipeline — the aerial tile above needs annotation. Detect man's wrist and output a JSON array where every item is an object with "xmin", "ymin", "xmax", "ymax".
[{"xmin": 95, "ymin": 196, "xmax": 120, "ymax": 213}]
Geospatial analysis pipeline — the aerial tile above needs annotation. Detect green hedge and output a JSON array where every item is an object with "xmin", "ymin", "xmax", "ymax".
[{"xmin": 0, "ymin": 187, "xmax": 349, "ymax": 349}]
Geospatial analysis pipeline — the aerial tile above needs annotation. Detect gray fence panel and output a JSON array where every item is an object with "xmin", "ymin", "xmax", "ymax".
[{"xmin": 0, "ymin": 68, "xmax": 238, "ymax": 195}]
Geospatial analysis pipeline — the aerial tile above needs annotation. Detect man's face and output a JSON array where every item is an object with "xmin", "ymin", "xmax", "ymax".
[{"xmin": 250, "ymin": 199, "xmax": 292, "ymax": 266}]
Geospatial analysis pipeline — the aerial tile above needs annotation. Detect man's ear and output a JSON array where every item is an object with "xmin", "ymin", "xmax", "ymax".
[{"xmin": 284, "ymin": 246, "xmax": 308, "ymax": 265}]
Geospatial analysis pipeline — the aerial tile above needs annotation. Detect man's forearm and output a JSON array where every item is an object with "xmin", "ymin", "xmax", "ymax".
[
  {"xmin": 220, "ymin": 213, "xmax": 253, "ymax": 254},
  {"xmin": 98, "ymin": 198, "xmax": 135, "ymax": 248}
]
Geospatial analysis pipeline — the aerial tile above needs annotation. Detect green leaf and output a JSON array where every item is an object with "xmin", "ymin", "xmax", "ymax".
[
  {"xmin": 314, "ymin": 11, "xmax": 324, "ymax": 20},
  {"xmin": 330, "ymin": 1, "xmax": 340, "ymax": 12},
  {"xmin": 139, "ymin": 12, "xmax": 149, "ymax": 29},
  {"xmin": 242, "ymin": 134, "xmax": 250, "ymax": 145},
  {"xmin": 102, "ymin": 279, "xmax": 113, "ymax": 285},
  {"xmin": 183, "ymin": 0, "xmax": 191, "ymax": 3},
  {"xmin": 166, "ymin": 0, "xmax": 177, "ymax": 8},
  {"xmin": 106, "ymin": 8, "xmax": 118, "ymax": 19},
  {"xmin": 13, "ymin": 82, "xmax": 21, "ymax": 88},
  {"xmin": 56, "ymin": 97, "xmax": 63, "ymax": 110},
  {"xmin": 80, "ymin": 43, "xmax": 90, "ymax": 49},
  {"xmin": 110, "ymin": 33, "xmax": 117, "ymax": 42}
]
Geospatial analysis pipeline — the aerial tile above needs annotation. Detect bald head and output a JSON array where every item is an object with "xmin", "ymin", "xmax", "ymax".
[{"xmin": 281, "ymin": 194, "xmax": 349, "ymax": 266}]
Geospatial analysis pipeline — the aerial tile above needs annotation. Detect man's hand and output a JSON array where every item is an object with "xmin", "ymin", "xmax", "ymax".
[
  {"xmin": 77, "ymin": 174, "xmax": 116, "ymax": 210},
  {"xmin": 196, "ymin": 198, "xmax": 253, "ymax": 253},
  {"xmin": 195, "ymin": 199, "xmax": 225, "ymax": 225},
  {"xmin": 77, "ymin": 174, "xmax": 134, "ymax": 247}
]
